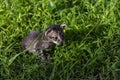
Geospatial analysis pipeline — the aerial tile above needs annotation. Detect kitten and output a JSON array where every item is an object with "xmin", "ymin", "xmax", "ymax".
[{"xmin": 21, "ymin": 24, "xmax": 66, "ymax": 59}]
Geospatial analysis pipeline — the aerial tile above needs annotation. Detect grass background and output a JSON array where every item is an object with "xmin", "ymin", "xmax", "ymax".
[{"xmin": 0, "ymin": 0, "xmax": 120, "ymax": 80}]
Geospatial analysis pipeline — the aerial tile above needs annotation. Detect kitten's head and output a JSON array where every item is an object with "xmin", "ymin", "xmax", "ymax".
[{"xmin": 44, "ymin": 24, "xmax": 67, "ymax": 45}]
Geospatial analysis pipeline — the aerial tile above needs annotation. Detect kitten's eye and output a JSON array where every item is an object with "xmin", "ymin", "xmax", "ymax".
[{"xmin": 54, "ymin": 37, "xmax": 57, "ymax": 40}]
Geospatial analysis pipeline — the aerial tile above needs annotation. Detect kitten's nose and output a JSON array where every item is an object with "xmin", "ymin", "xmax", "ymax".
[
  {"xmin": 59, "ymin": 42, "xmax": 63, "ymax": 45},
  {"xmin": 58, "ymin": 40, "xmax": 63, "ymax": 46}
]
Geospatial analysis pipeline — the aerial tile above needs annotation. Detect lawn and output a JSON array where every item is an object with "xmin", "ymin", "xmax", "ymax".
[{"xmin": 0, "ymin": 0, "xmax": 120, "ymax": 80}]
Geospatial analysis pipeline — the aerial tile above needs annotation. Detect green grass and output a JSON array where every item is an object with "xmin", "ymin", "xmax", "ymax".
[{"xmin": 0, "ymin": 0, "xmax": 120, "ymax": 80}]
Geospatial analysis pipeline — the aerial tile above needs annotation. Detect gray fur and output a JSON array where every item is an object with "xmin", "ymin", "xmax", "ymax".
[{"xmin": 21, "ymin": 24, "xmax": 66, "ymax": 57}]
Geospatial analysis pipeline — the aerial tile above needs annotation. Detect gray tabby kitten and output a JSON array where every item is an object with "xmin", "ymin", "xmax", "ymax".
[{"xmin": 21, "ymin": 24, "xmax": 66, "ymax": 59}]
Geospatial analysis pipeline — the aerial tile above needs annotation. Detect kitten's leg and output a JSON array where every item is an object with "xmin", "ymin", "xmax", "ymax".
[
  {"xmin": 38, "ymin": 50, "xmax": 44, "ymax": 58},
  {"xmin": 37, "ymin": 50, "xmax": 48, "ymax": 63},
  {"xmin": 38, "ymin": 50, "xmax": 51, "ymax": 64}
]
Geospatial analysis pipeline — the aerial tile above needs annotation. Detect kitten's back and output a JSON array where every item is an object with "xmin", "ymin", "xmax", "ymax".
[{"xmin": 21, "ymin": 30, "xmax": 40, "ymax": 52}]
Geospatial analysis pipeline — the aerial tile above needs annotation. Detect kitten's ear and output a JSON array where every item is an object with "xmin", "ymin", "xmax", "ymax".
[
  {"xmin": 60, "ymin": 24, "xmax": 67, "ymax": 29},
  {"xmin": 45, "ymin": 28, "xmax": 51, "ymax": 36}
]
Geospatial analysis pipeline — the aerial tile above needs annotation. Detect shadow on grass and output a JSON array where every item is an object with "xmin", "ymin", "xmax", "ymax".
[
  {"xmin": 64, "ymin": 29, "xmax": 83, "ymax": 44},
  {"xmin": 64, "ymin": 24, "xmax": 109, "ymax": 44}
]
